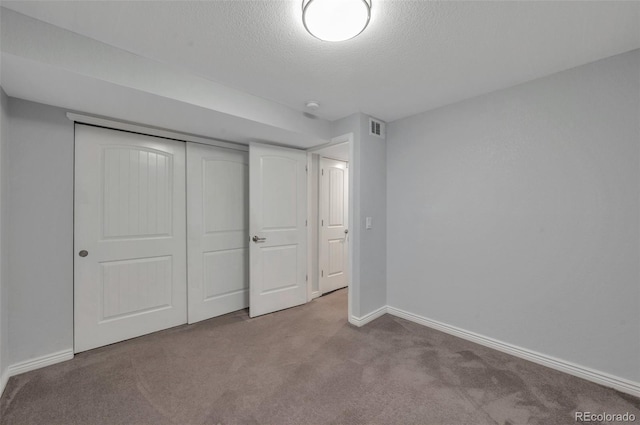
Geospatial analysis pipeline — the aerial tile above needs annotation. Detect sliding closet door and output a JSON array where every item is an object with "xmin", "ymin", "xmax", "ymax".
[
  {"xmin": 187, "ymin": 142, "xmax": 249, "ymax": 324},
  {"xmin": 74, "ymin": 124, "xmax": 187, "ymax": 353}
]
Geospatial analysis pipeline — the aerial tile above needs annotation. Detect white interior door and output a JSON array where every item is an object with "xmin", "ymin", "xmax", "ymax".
[
  {"xmin": 319, "ymin": 158, "xmax": 349, "ymax": 294},
  {"xmin": 74, "ymin": 124, "xmax": 187, "ymax": 352},
  {"xmin": 249, "ymin": 144, "xmax": 307, "ymax": 317},
  {"xmin": 187, "ymin": 142, "xmax": 248, "ymax": 324}
]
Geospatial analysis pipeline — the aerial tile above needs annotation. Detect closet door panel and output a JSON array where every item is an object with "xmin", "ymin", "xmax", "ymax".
[
  {"xmin": 187, "ymin": 142, "xmax": 249, "ymax": 323},
  {"xmin": 74, "ymin": 124, "xmax": 187, "ymax": 352}
]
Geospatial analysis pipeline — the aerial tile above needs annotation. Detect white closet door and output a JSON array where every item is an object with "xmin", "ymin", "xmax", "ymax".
[
  {"xmin": 249, "ymin": 144, "xmax": 307, "ymax": 317},
  {"xmin": 319, "ymin": 158, "xmax": 349, "ymax": 294},
  {"xmin": 187, "ymin": 142, "xmax": 249, "ymax": 324},
  {"xmin": 74, "ymin": 124, "xmax": 187, "ymax": 353}
]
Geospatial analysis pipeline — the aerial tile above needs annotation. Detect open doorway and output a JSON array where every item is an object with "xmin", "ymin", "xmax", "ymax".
[{"xmin": 307, "ymin": 134, "xmax": 352, "ymax": 309}]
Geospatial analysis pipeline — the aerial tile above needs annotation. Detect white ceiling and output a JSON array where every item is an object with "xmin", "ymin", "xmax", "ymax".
[{"xmin": 2, "ymin": 1, "xmax": 639, "ymax": 123}]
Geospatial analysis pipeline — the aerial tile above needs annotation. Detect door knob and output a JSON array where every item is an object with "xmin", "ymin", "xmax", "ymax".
[
  {"xmin": 344, "ymin": 229, "xmax": 349, "ymax": 234},
  {"xmin": 79, "ymin": 250, "xmax": 88, "ymax": 257},
  {"xmin": 252, "ymin": 236, "xmax": 267, "ymax": 243}
]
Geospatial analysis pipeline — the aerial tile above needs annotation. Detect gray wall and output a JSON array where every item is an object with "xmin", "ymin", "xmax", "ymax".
[
  {"xmin": 387, "ymin": 50, "xmax": 640, "ymax": 382},
  {"xmin": 0, "ymin": 87, "xmax": 8, "ymax": 389},
  {"xmin": 6, "ymin": 98, "xmax": 74, "ymax": 364},
  {"xmin": 332, "ymin": 113, "xmax": 387, "ymax": 318},
  {"xmin": 356, "ymin": 114, "xmax": 387, "ymax": 316}
]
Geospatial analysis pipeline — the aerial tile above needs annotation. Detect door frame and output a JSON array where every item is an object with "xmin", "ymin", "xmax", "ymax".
[{"xmin": 306, "ymin": 133, "xmax": 354, "ymax": 318}]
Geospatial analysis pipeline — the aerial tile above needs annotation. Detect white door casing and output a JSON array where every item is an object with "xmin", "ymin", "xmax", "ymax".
[
  {"xmin": 319, "ymin": 158, "xmax": 349, "ymax": 294},
  {"xmin": 187, "ymin": 142, "xmax": 249, "ymax": 324},
  {"xmin": 74, "ymin": 124, "xmax": 187, "ymax": 352},
  {"xmin": 249, "ymin": 144, "xmax": 307, "ymax": 317}
]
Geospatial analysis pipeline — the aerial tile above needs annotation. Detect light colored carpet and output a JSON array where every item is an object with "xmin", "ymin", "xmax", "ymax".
[{"xmin": 1, "ymin": 289, "xmax": 638, "ymax": 424}]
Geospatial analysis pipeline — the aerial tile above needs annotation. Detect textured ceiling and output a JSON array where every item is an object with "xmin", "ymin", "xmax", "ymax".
[{"xmin": 2, "ymin": 1, "xmax": 639, "ymax": 122}]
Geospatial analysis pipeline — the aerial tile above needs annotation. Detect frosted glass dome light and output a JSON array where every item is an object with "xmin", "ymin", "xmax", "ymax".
[{"xmin": 302, "ymin": 0, "xmax": 371, "ymax": 42}]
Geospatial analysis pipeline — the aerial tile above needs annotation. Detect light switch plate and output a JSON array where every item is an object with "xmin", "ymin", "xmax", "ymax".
[{"xmin": 365, "ymin": 217, "xmax": 372, "ymax": 230}]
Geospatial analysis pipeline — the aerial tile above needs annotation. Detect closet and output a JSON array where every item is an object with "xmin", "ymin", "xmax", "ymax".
[{"xmin": 74, "ymin": 123, "xmax": 306, "ymax": 352}]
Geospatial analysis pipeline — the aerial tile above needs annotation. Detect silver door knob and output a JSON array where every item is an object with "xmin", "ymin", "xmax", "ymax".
[
  {"xmin": 344, "ymin": 229, "xmax": 349, "ymax": 234},
  {"xmin": 252, "ymin": 236, "xmax": 267, "ymax": 243},
  {"xmin": 79, "ymin": 250, "xmax": 88, "ymax": 257}
]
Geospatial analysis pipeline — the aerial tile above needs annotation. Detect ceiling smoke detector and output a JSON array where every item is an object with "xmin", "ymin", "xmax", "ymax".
[
  {"xmin": 305, "ymin": 101, "xmax": 320, "ymax": 110},
  {"xmin": 302, "ymin": 0, "xmax": 371, "ymax": 42}
]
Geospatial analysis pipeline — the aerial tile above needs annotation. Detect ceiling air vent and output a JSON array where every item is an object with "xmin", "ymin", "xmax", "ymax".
[{"xmin": 369, "ymin": 117, "xmax": 386, "ymax": 139}]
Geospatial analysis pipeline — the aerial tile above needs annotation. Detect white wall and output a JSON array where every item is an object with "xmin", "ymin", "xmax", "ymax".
[
  {"xmin": 332, "ymin": 113, "xmax": 387, "ymax": 319},
  {"xmin": 387, "ymin": 50, "xmax": 640, "ymax": 383},
  {"xmin": 0, "ymin": 87, "xmax": 9, "ymax": 393},
  {"xmin": 6, "ymin": 98, "xmax": 74, "ymax": 365}
]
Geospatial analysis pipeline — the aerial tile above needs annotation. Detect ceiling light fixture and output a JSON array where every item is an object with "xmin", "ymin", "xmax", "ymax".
[{"xmin": 302, "ymin": 0, "xmax": 371, "ymax": 42}]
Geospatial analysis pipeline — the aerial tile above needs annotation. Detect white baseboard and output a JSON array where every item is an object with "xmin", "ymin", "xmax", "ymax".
[
  {"xmin": 7, "ymin": 349, "xmax": 74, "ymax": 377},
  {"xmin": 349, "ymin": 305, "xmax": 388, "ymax": 327},
  {"xmin": 386, "ymin": 306, "xmax": 640, "ymax": 398},
  {"xmin": 0, "ymin": 368, "xmax": 8, "ymax": 398}
]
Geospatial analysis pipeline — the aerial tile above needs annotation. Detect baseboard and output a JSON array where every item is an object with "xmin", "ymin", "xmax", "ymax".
[
  {"xmin": 349, "ymin": 305, "xmax": 388, "ymax": 327},
  {"xmin": 7, "ymin": 349, "xmax": 74, "ymax": 377},
  {"xmin": 386, "ymin": 306, "xmax": 640, "ymax": 398},
  {"xmin": 0, "ymin": 368, "xmax": 8, "ymax": 398}
]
